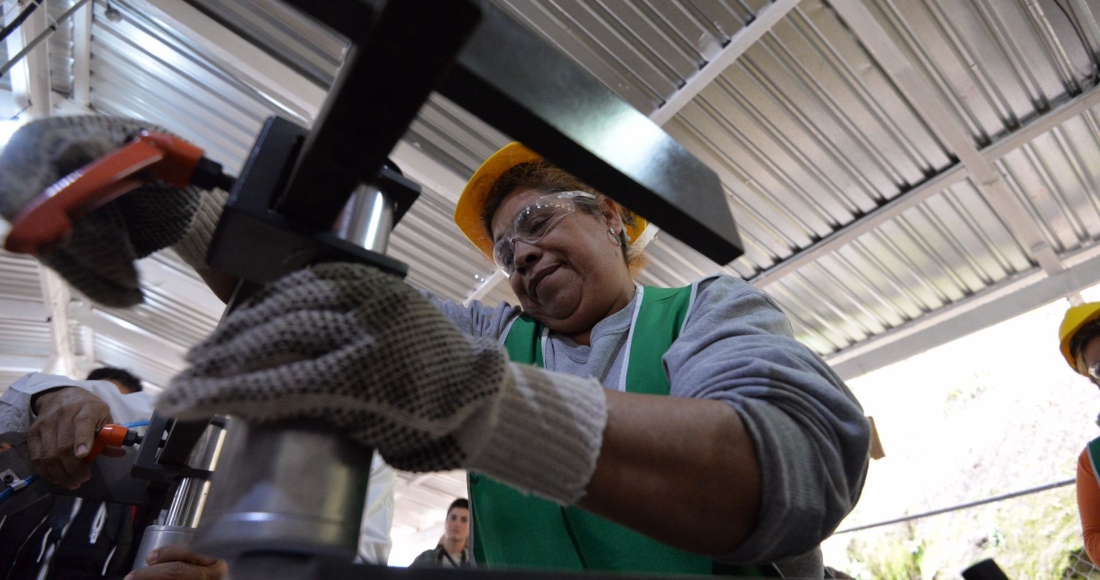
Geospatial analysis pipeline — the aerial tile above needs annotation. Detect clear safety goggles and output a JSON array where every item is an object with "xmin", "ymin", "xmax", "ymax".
[
  {"xmin": 1090, "ymin": 361, "xmax": 1100, "ymax": 385},
  {"xmin": 492, "ymin": 191, "xmax": 597, "ymax": 274}
]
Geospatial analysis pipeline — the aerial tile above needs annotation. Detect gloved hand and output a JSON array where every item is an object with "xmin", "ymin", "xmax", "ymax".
[
  {"xmin": 158, "ymin": 262, "xmax": 608, "ymax": 505},
  {"xmin": 0, "ymin": 115, "xmax": 227, "ymax": 307}
]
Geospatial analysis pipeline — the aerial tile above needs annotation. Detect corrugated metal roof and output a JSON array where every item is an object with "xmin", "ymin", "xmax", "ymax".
[{"xmin": 3, "ymin": 0, "xmax": 1098, "ymax": 376}]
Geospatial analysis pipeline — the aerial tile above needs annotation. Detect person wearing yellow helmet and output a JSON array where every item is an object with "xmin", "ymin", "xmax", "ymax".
[
  {"xmin": 1060, "ymin": 302, "xmax": 1100, "ymax": 565},
  {"xmin": 438, "ymin": 143, "xmax": 871, "ymax": 577}
]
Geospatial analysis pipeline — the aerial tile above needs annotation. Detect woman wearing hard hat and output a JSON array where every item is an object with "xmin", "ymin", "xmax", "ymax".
[
  {"xmin": 0, "ymin": 120, "xmax": 871, "ymax": 578},
  {"xmin": 389, "ymin": 143, "xmax": 866, "ymax": 577},
  {"xmin": 1060, "ymin": 303, "xmax": 1100, "ymax": 565}
]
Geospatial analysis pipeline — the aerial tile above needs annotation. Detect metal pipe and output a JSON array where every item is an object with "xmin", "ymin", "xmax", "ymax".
[
  {"xmin": 163, "ymin": 421, "xmax": 226, "ymax": 528},
  {"xmin": 191, "ymin": 175, "xmax": 394, "ymax": 570},
  {"xmin": 193, "ymin": 420, "xmax": 374, "ymax": 561},
  {"xmin": 0, "ymin": 0, "xmax": 92, "ymax": 78},
  {"xmin": 1068, "ymin": 0, "xmax": 1100, "ymax": 70},
  {"xmin": 1024, "ymin": 0, "xmax": 1082, "ymax": 92},
  {"xmin": 130, "ymin": 421, "xmax": 226, "ymax": 571},
  {"xmin": 336, "ymin": 183, "xmax": 394, "ymax": 254},
  {"xmin": 0, "ymin": 0, "xmax": 42, "ymax": 45},
  {"xmin": 131, "ymin": 525, "xmax": 196, "ymax": 571},
  {"xmin": 164, "ymin": 477, "xmax": 212, "ymax": 529}
]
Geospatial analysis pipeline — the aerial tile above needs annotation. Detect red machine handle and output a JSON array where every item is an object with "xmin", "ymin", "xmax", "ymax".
[
  {"xmin": 4, "ymin": 131, "xmax": 205, "ymax": 255},
  {"xmin": 85, "ymin": 424, "xmax": 131, "ymax": 463}
]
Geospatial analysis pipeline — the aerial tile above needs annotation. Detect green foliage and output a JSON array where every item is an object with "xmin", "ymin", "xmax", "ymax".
[
  {"xmin": 844, "ymin": 523, "xmax": 924, "ymax": 580},
  {"xmin": 838, "ymin": 488, "xmax": 1091, "ymax": 580}
]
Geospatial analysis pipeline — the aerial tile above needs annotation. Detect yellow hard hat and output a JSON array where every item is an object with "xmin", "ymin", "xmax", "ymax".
[
  {"xmin": 1059, "ymin": 302, "xmax": 1100, "ymax": 375},
  {"xmin": 454, "ymin": 142, "xmax": 648, "ymax": 260}
]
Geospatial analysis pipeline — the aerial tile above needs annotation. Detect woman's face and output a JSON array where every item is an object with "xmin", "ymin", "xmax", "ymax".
[
  {"xmin": 1083, "ymin": 337, "xmax": 1100, "ymax": 385},
  {"xmin": 445, "ymin": 507, "xmax": 470, "ymax": 544},
  {"xmin": 490, "ymin": 189, "xmax": 635, "ymax": 336}
]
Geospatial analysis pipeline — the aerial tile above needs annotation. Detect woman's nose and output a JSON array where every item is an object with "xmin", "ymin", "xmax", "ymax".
[{"xmin": 512, "ymin": 239, "xmax": 541, "ymax": 273}]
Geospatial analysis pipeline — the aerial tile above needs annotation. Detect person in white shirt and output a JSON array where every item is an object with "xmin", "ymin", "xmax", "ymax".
[{"xmin": 0, "ymin": 370, "xmax": 396, "ymax": 577}]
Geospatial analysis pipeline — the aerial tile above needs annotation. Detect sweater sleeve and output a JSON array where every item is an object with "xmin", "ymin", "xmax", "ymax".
[
  {"xmin": 422, "ymin": 291, "xmax": 521, "ymax": 342},
  {"xmin": 1078, "ymin": 445, "xmax": 1100, "ymax": 565},
  {"xmin": 663, "ymin": 276, "xmax": 870, "ymax": 563},
  {"xmin": 2, "ymin": 372, "xmax": 155, "ymax": 431}
]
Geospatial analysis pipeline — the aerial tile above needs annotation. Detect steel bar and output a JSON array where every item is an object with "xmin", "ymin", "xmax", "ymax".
[
  {"xmin": 0, "ymin": 0, "xmax": 42, "ymax": 45},
  {"xmin": 0, "ymin": 0, "xmax": 92, "ymax": 78},
  {"xmin": 438, "ymin": 1, "xmax": 741, "ymax": 264},
  {"xmin": 275, "ymin": 0, "xmax": 480, "ymax": 228},
  {"xmin": 264, "ymin": 0, "xmax": 742, "ymax": 264}
]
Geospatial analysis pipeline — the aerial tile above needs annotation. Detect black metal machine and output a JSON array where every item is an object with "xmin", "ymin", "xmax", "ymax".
[{"xmin": 3, "ymin": 0, "xmax": 749, "ymax": 577}]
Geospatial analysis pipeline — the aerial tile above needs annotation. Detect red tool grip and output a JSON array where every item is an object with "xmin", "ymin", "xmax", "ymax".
[
  {"xmin": 85, "ymin": 424, "xmax": 130, "ymax": 463},
  {"xmin": 4, "ymin": 131, "xmax": 205, "ymax": 255}
]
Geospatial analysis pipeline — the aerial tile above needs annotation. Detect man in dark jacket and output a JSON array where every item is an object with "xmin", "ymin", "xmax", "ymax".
[{"xmin": 410, "ymin": 499, "xmax": 474, "ymax": 568}]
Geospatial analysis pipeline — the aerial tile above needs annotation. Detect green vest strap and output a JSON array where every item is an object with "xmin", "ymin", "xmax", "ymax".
[
  {"xmin": 471, "ymin": 285, "xmax": 774, "ymax": 577},
  {"xmin": 1088, "ymin": 437, "xmax": 1100, "ymax": 485}
]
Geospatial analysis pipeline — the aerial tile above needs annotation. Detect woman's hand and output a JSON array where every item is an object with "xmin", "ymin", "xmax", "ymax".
[
  {"xmin": 0, "ymin": 116, "xmax": 221, "ymax": 307},
  {"xmin": 159, "ymin": 262, "xmax": 610, "ymax": 506}
]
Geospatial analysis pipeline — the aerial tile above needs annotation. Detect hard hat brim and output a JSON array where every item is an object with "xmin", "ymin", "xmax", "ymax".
[{"xmin": 454, "ymin": 142, "xmax": 648, "ymax": 261}]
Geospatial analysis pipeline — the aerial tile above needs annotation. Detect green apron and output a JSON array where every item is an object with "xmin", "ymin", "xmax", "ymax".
[{"xmin": 469, "ymin": 285, "xmax": 776, "ymax": 577}]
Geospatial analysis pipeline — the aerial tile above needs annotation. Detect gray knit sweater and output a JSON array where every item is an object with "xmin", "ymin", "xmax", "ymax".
[{"xmin": 430, "ymin": 275, "xmax": 869, "ymax": 578}]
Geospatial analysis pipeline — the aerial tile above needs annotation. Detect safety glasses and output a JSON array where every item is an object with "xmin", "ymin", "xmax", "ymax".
[
  {"xmin": 1090, "ymin": 361, "xmax": 1100, "ymax": 386},
  {"xmin": 492, "ymin": 191, "xmax": 597, "ymax": 274}
]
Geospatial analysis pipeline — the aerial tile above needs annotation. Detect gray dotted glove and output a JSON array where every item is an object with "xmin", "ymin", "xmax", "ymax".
[
  {"xmin": 159, "ymin": 262, "xmax": 608, "ymax": 504},
  {"xmin": 0, "ymin": 116, "xmax": 226, "ymax": 307}
]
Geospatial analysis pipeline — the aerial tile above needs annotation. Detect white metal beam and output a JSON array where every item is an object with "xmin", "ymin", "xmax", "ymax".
[
  {"xmin": 6, "ymin": 0, "xmax": 52, "ymax": 118},
  {"xmin": 649, "ymin": 0, "xmax": 802, "ymax": 126},
  {"xmin": 830, "ymin": 0, "xmax": 1063, "ymax": 277},
  {"xmin": 0, "ymin": 354, "xmax": 48, "ymax": 372},
  {"xmin": 71, "ymin": 0, "xmax": 92, "ymax": 107},
  {"xmin": 463, "ymin": 270, "xmax": 505, "ymax": 307},
  {"xmin": 70, "ymin": 306, "xmax": 187, "ymax": 369},
  {"xmin": 38, "ymin": 268, "xmax": 74, "ymax": 377},
  {"xmin": 390, "ymin": 141, "xmax": 467, "ymax": 206},
  {"xmin": 137, "ymin": 256, "xmax": 227, "ymax": 318},
  {"xmin": 750, "ymin": 81, "xmax": 1100, "ymax": 287},
  {"xmin": 129, "ymin": 0, "xmax": 325, "ymax": 124},
  {"xmin": 827, "ymin": 243, "xmax": 1100, "ymax": 380},
  {"xmin": 0, "ymin": 296, "xmax": 47, "ymax": 321},
  {"xmin": 750, "ymin": 166, "xmax": 967, "ymax": 287}
]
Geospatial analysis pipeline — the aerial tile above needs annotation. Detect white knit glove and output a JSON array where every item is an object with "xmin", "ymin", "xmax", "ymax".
[
  {"xmin": 158, "ymin": 262, "xmax": 608, "ymax": 505},
  {"xmin": 0, "ymin": 115, "xmax": 226, "ymax": 307}
]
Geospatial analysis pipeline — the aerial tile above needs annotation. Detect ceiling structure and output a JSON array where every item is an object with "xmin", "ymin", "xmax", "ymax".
[{"xmin": 2, "ymin": 0, "xmax": 1100, "ymax": 553}]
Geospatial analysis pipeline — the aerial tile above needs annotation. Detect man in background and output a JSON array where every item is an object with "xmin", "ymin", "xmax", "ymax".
[
  {"xmin": 86, "ymin": 368, "xmax": 144, "ymax": 394},
  {"xmin": 0, "ymin": 367, "xmax": 156, "ymax": 579},
  {"xmin": 410, "ymin": 498, "xmax": 473, "ymax": 568},
  {"xmin": 0, "ymin": 367, "xmax": 397, "ymax": 578}
]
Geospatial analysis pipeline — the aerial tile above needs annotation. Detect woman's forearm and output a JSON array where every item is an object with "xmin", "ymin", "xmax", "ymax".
[{"xmin": 578, "ymin": 391, "xmax": 761, "ymax": 556}]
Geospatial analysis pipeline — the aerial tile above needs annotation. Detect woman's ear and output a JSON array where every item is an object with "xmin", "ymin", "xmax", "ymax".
[{"xmin": 598, "ymin": 197, "xmax": 625, "ymax": 233}]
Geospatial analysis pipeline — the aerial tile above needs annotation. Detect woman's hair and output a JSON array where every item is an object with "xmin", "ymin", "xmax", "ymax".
[
  {"xmin": 480, "ymin": 160, "xmax": 647, "ymax": 276},
  {"xmin": 1071, "ymin": 319, "xmax": 1100, "ymax": 372}
]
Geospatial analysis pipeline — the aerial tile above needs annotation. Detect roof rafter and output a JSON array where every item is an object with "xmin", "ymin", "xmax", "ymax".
[
  {"xmin": 829, "ymin": 0, "xmax": 1064, "ymax": 277},
  {"xmin": 648, "ymin": 0, "xmax": 801, "ymax": 126},
  {"xmin": 750, "ymin": 82, "xmax": 1100, "ymax": 288}
]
